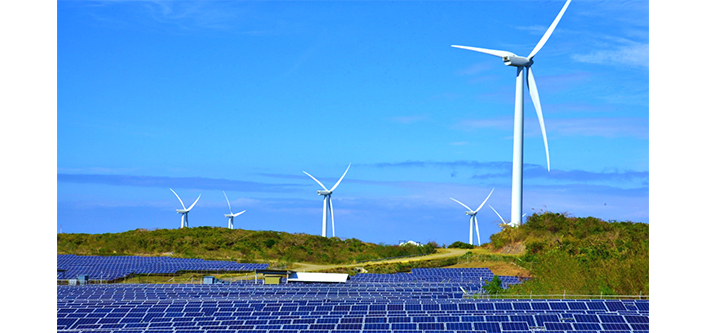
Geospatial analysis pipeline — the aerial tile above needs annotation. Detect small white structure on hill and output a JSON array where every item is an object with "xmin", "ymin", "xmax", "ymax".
[
  {"xmin": 399, "ymin": 240, "xmax": 422, "ymax": 246},
  {"xmin": 287, "ymin": 272, "xmax": 349, "ymax": 283}
]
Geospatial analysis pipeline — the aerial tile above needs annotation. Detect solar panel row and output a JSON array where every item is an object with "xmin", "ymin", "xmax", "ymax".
[
  {"xmin": 352, "ymin": 268, "xmax": 522, "ymax": 288},
  {"xmin": 58, "ymin": 283, "xmax": 648, "ymax": 332},
  {"xmin": 57, "ymin": 255, "xmax": 269, "ymax": 281}
]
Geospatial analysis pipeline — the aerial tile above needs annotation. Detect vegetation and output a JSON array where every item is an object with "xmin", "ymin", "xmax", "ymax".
[
  {"xmin": 57, "ymin": 227, "xmax": 437, "ymax": 265},
  {"xmin": 488, "ymin": 211, "xmax": 648, "ymax": 296},
  {"xmin": 319, "ymin": 256, "xmax": 460, "ymax": 276},
  {"xmin": 448, "ymin": 241, "xmax": 475, "ymax": 249},
  {"xmin": 482, "ymin": 275, "xmax": 504, "ymax": 295},
  {"xmin": 58, "ymin": 211, "xmax": 648, "ymax": 296}
]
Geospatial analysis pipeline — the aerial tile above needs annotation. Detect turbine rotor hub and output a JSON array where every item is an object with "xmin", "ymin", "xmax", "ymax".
[{"xmin": 503, "ymin": 55, "xmax": 533, "ymax": 67}]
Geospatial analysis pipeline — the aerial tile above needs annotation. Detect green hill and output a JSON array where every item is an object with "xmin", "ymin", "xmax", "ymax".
[
  {"xmin": 488, "ymin": 212, "xmax": 649, "ymax": 296},
  {"xmin": 57, "ymin": 211, "xmax": 648, "ymax": 296},
  {"xmin": 57, "ymin": 227, "xmax": 436, "ymax": 265}
]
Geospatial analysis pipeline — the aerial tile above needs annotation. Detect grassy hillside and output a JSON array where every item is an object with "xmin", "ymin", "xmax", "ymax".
[
  {"xmin": 57, "ymin": 227, "xmax": 436, "ymax": 265},
  {"xmin": 58, "ymin": 212, "xmax": 648, "ymax": 296},
  {"xmin": 488, "ymin": 212, "xmax": 648, "ymax": 296}
]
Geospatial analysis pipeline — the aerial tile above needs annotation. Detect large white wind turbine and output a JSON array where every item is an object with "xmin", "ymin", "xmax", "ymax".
[
  {"xmin": 169, "ymin": 188, "xmax": 201, "ymax": 229},
  {"xmin": 452, "ymin": 0, "xmax": 571, "ymax": 227},
  {"xmin": 303, "ymin": 163, "xmax": 351, "ymax": 238},
  {"xmin": 489, "ymin": 205, "xmax": 526, "ymax": 228},
  {"xmin": 222, "ymin": 191, "xmax": 246, "ymax": 229},
  {"xmin": 450, "ymin": 188, "xmax": 494, "ymax": 246}
]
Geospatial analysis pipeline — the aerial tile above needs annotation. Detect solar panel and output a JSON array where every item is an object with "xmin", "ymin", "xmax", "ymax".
[{"xmin": 57, "ymin": 269, "xmax": 648, "ymax": 333}]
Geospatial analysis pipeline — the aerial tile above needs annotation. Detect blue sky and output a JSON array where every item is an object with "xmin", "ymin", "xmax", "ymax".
[
  {"xmin": 55, "ymin": 0, "xmax": 649, "ymax": 245},
  {"xmin": 8, "ymin": 2, "xmax": 706, "ymax": 328}
]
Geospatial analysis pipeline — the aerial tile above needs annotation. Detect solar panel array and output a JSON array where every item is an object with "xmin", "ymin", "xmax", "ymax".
[
  {"xmin": 57, "ymin": 255, "xmax": 269, "ymax": 281},
  {"xmin": 58, "ymin": 282, "xmax": 648, "ymax": 332},
  {"xmin": 352, "ymin": 268, "xmax": 523, "ymax": 289},
  {"xmin": 57, "ymin": 259, "xmax": 647, "ymax": 332}
]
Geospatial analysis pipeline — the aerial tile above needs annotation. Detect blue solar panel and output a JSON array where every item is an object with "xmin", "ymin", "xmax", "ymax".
[
  {"xmin": 57, "ymin": 268, "xmax": 648, "ymax": 333},
  {"xmin": 474, "ymin": 322, "xmax": 502, "ymax": 333}
]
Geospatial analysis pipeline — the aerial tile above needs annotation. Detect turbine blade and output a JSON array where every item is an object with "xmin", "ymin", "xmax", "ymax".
[
  {"xmin": 450, "ymin": 197, "xmax": 472, "ymax": 211},
  {"xmin": 489, "ymin": 205, "xmax": 505, "ymax": 223},
  {"xmin": 187, "ymin": 194, "xmax": 201, "ymax": 211},
  {"xmin": 233, "ymin": 210, "xmax": 246, "ymax": 218},
  {"xmin": 329, "ymin": 163, "xmax": 351, "ymax": 192},
  {"xmin": 528, "ymin": 0, "xmax": 572, "ymax": 59},
  {"xmin": 474, "ymin": 188, "xmax": 494, "ymax": 212},
  {"xmin": 170, "ymin": 188, "xmax": 186, "ymax": 210},
  {"xmin": 303, "ymin": 171, "xmax": 329, "ymax": 190},
  {"xmin": 527, "ymin": 67, "xmax": 551, "ymax": 171},
  {"xmin": 451, "ymin": 45, "xmax": 515, "ymax": 58},
  {"xmin": 223, "ymin": 191, "xmax": 233, "ymax": 214}
]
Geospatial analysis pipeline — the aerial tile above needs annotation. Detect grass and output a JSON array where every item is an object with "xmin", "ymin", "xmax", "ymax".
[{"xmin": 58, "ymin": 211, "xmax": 647, "ymax": 296}]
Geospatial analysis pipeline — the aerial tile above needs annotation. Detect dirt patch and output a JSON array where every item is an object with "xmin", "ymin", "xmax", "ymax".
[{"xmin": 498, "ymin": 242, "xmax": 526, "ymax": 255}]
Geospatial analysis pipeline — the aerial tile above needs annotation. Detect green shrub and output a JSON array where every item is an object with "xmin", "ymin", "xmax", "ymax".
[
  {"xmin": 482, "ymin": 275, "xmax": 504, "ymax": 295},
  {"xmin": 448, "ymin": 241, "xmax": 474, "ymax": 249}
]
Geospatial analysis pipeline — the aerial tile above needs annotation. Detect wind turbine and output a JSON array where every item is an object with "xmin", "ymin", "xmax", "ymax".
[
  {"xmin": 450, "ymin": 188, "xmax": 494, "ymax": 246},
  {"xmin": 303, "ymin": 163, "xmax": 351, "ymax": 238},
  {"xmin": 222, "ymin": 191, "xmax": 246, "ymax": 229},
  {"xmin": 169, "ymin": 188, "xmax": 201, "ymax": 229},
  {"xmin": 452, "ymin": 0, "xmax": 571, "ymax": 227},
  {"xmin": 489, "ymin": 205, "xmax": 526, "ymax": 228}
]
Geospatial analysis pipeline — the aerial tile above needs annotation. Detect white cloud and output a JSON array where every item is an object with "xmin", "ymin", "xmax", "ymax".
[
  {"xmin": 453, "ymin": 116, "xmax": 647, "ymax": 140},
  {"xmin": 548, "ymin": 117, "xmax": 648, "ymax": 139},
  {"xmin": 571, "ymin": 43, "xmax": 648, "ymax": 68}
]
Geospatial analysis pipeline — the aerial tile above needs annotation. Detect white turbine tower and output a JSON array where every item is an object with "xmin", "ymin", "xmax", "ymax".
[
  {"xmin": 489, "ymin": 205, "xmax": 526, "ymax": 228},
  {"xmin": 222, "ymin": 191, "xmax": 246, "ymax": 229},
  {"xmin": 303, "ymin": 163, "xmax": 351, "ymax": 238},
  {"xmin": 452, "ymin": 0, "xmax": 571, "ymax": 227},
  {"xmin": 169, "ymin": 188, "xmax": 201, "ymax": 229},
  {"xmin": 450, "ymin": 188, "xmax": 494, "ymax": 246}
]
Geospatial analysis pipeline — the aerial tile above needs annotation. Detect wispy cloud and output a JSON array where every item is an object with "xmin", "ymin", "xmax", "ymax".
[
  {"xmin": 453, "ymin": 116, "xmax": 512, "ymax": 131},
  {"xmin": 454, "ymin": 61, "xmax": 497, "ymax": 77},
  {"xmin": 452, "ymin": 116, "xmax": 647, "ymax": 139},
  {"xmin": 549, "ymin": 117, "xmax": 648, "ymax": 139},
  {"xmin": 76, "ymin": 0, "xmax": 293, "ymax": 35},
  {"xmin": 572, "ymin": 42, "xmax": 648, "ymax": 68},
  {"xmin": 364, "ymin": 160, "xmax": 647, "ymax": 187},
  {"xmin": 58, "ymin": 173, "xmax": 303, "ymax": 193}
]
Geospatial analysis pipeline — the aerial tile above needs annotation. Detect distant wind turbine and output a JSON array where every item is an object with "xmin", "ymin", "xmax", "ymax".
[
  {"xmin": 303, "ymin": 163, "xmax": 351, "ymax": 238},
  {"xmin": 452, "ymin": 0, "xmax": 571, "ymax": 227},
  {"xmin": 169, "ymin": 188, "xmax": 201, "ymax": 229},
  {"xmin": 489, "ymin": 205, "xmax": 525, "ymax": 228},
  {"xmin": 222, "ymin": 191, "xmax": 245, "ymax": 229},
  {"xmin": 450, "ymin": 188, "xmax": 494, "ymax": 246}
]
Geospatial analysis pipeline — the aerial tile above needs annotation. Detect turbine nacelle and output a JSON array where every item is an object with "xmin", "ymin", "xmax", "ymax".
[
  {"xmin": 176, "ymin": 209, "xmax": 189, "ymax": 214},
  {"xmin": 503, "ymin": 55, "xmax": 533, "ymax": 67},
  {"xmin": 464, "ymin": 211, "xmax": 476, "ymax": 216},
  {"xmin": 316, "ymin": 190, "xmax": 332, "ymax": 196}
]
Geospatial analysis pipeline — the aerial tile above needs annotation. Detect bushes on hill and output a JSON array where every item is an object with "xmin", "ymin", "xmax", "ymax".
[
  {"xmin": 448, "ymin": 241, "xmax": 475, "ymax": 249},
  {"xmin": 489, "ymin": 212, "xmax": 648, "ymax": 296},
  {"xmin": 57, "ymin": 227, "xmax": 437, "ymax": 265}
]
